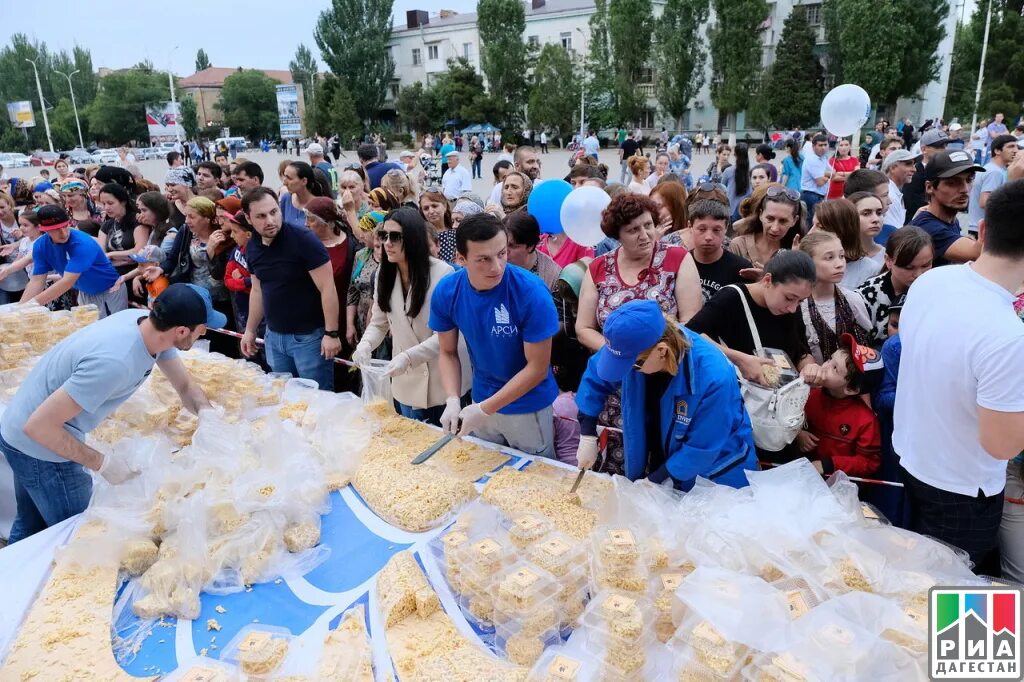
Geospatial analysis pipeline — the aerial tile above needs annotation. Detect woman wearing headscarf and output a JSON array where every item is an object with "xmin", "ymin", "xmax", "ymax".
[
  {"xmin": 500, "ymin": 170, "xmax": 533, "ymax": 215},
  {"xmin": 346, "ymin": 210, "xmax": 387, "ymax": 354},
  {"xmin": 59, "ymin": 179, "xmax": 100, "ymax": 227}
]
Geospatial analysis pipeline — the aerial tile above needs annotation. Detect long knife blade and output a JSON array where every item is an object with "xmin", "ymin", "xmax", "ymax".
[
  {"xmin": 411, "ymin": 433, "xmax": 455, "ymax": 465},
  {"xmin": 569, "ymin": 468, "xmax": 586, "ymax": 494}
]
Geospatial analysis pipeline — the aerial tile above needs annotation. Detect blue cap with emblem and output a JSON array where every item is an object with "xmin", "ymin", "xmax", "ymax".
[{"xmin": 595, "ymin": 300, "xmax": 667, "ymax": 382}]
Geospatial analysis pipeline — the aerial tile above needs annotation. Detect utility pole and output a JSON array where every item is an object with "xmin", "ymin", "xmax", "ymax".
[
  {"xmin": 25, "ymin": 58, "xmax": 54, "ymax": 152},
  {"xmin": 576, "ymin": 27, "xmax": 588, "ymax": 145},
  {"xmin": 55, "ymin": 69, "xmax": 84, "ymax": 149},
  {"xmin": 168, "ymin": 46, "xmax": 182, "ymax": 144},
  {"xmin": 969, "ymin": 0, "xmax": 992, "ymax": 138}
]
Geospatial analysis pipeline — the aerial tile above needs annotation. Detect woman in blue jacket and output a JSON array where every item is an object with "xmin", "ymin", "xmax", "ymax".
[{"xmin": 575, "ymin": 299, "xmax": 758, "ymax": 490}]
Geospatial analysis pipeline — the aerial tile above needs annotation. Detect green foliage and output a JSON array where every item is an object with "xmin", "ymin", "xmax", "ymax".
[
  {"xmin": 889, "ymin": 0, "xmax": 947, "ymax": 104},
  {"xmin": 87, "ymin": 67, "xmax": 169, "ymax": 144},
  {"xmin": 305, "ymin": 74, "xmax": 361, "ymax": 141},
  {"xmin": 179, "ymin": 95, "xmax": 200, "ymax": 140},
  {"xmin": 195, "ymin": 49, "xmax": 212, "ymax": 73},
  {"xmin": 528, "ymin": 43, "xmax": 580, "ymax": 137},
  {"xmin": 709, "ymin": 0, "xmax": 770, "ymax": 119},
  {"xmin": 314, "ymin": 0, "xmax": 396, "ymax": 124},
  {"xmin": 585, "ymin": 0, "xmax": 621, "ymax": 130},
  {"xmin": 608, "ymin": 0, "xmax": 654, "ymax": 125},
  {"xmin": 946, "ymin": 1, "xmax": 1024, "ymax": 123},
  {"xmin": 289, "ymin": 44, "xmax": 319, "ymax": 107},
  {"xmin": 745, "ymin": 74, "xmax": 772, "ymax": 132},
  {"xmin": 396, "ymin": 82, "xmax": 441, "ymax": 135},
  {"xmin": 477, "ymin": 0, "xmax": 529, "ymax": 128},
  {"xmin": 215, "ymin": 70, "xmax": 280, "ymax": 141},
  {"xmin": 432, "ymin": 58, "xmax": 496, "ymax": 124},
  {"xmin": 763, "ymin": 9, "xmax": 823, "ymax": 129},
  {"xmin": 654, "ymin": 0, "xmax": 709, "ymax": 130}
]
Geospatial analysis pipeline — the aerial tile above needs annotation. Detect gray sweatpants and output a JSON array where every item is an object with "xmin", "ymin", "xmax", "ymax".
[
  {"xmin": 78, "ymin": 283, "xmax": 129, "ymax": 318},
  {"xmin": 470, "ymin": 405, "xmax": 555, "ymax": 459}
]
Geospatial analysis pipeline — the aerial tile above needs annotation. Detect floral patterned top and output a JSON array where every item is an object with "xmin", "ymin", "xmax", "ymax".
[
  {"xmin": 588, "ymin": 241, "xmax": 688, "ymax": 327},
  {"xmin": 347, "ymin": 247, "xmax": 380, "ymax": 340},
  {"xmin": 856, "ymin": 271, "xmax": 898, "ymax": 347}
]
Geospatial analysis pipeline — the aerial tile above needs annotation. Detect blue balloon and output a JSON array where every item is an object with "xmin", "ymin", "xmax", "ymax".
[{"xmin": 527, "ymin": 179, "xmax": 572, "ymax": 234}]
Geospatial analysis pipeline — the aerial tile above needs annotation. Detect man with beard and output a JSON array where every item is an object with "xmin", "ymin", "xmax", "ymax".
[
  {"xmin": 0, "ymin": 283, "xmax": 218, "ymax": 541},
  {"xmin": 488, "ymin": 146, "xmax": 542, "ymax": 205},
  {"xmin": 910, "ymin": 150, "xmax": 984, "ymax": 266}
]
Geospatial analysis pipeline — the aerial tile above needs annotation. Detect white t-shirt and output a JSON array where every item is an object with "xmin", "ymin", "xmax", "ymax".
[
  {"xmin": 885, "ymin": 179, "xmax": 906, "ymax": 227},
  {"xmin": 894, "ymin": 264, "xmax": 1024, "ymax": 496}
]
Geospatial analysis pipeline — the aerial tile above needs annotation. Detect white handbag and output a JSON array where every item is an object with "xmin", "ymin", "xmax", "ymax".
[{"xmin": 727, "ymin": 285, "xmax": 810, "ymax": 452}]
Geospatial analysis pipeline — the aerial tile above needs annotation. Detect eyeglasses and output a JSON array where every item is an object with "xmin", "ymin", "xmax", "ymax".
[
  {"xmin": 765, "ymin": 186, "xmax": 801, "ymax": 202},
  {"xmin": 376, "ymin": 229, "xmax": 403, "ymax": 244},
  {"xmin": 695, "ymin": 181, "xmax": 727, "ymax": 193}
]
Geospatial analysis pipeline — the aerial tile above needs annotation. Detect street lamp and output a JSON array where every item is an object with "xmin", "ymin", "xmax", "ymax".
[
  {"xmin": 24, "ymin": 58, "xmax": 54, "ymax": 153},
  {"xmin": 575, "ymin": 28, "xmax": 588, "ymax": 145},
  {"xmin": 167, "ymin": 45, "xmax": 182, "ymax": 145},
  {"xmin": 54, "ymin": 69, "xmax": 84, "ymax": 149}
]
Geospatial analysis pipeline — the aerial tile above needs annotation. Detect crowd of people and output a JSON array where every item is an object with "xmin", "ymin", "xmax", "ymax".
[{"xmin": 3, "ymin": 114, "xmax": 1024, "ymax": 587}]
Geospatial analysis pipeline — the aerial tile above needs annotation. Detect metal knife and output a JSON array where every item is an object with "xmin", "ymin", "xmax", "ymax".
[
  {"xmin": 569, "ymin": 468, "xmax": 586, "ymax": 494},
  {"xmin": 411, "ymin": 433, "xmax": 455, "ymax": 465}
]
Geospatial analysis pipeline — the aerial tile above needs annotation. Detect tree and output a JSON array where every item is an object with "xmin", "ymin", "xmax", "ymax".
[
  {"xmin": 289, "ymin": 44, "xmax": 319, "ymax": 107},
  {"xmin": 87, "ymin": 66, "xmax": 169, "ymax": 144},
  {"xmin": 314, "ymin": 0, "xmax": 396, "ymax": 124},
  {"xmin": 946, "ymin": 0, "xmax": 1024, "ymax": 123},
  {"xmin": 396, "ymin": 82, "xmax": 441, "ymax": 135},
  {"xmin": 653, "ymin": 0, "xmax": 709, "ymax": 132},
  {"xmin": 179, "ymin": 95, "xmax": 200, "ymax": 140},
  {"xmin": 888, "ymin": 0, "xmax": 948, "ymax": 105},
  {"xmin": 195, "ymin": 49, "xmax": 212, "ymax": 73},
  {"xmin": 477, "ymin": 0, "xmax": 529, "ymax": 127},
  {"xmin": 608, "ymin": 0, "xmax": 654, "ymax": 125},
  {"xmin": 432, "ymin": 57, "xmax": 495, "ymax": 124},
  {"xmin": 528, "ymin": 44, "xmax": 580, "ymax": 139},
  {"xmin": 708, "ymin": 0, "xmax": 770, "ymax": 130},
  {"xmin": 763, "ymin": 8, "xmax": 823, "ymax": 129},
  {"xmin": 585, "ymin": 0, "xmax": 621, "ymax": 130},
  {"xmin": 305, "ymin": 74, "xmax": 361, "ymax": 141},
  {"xmin": 216, "ymin": 69, "xmax": 280, "ymax": 141}
]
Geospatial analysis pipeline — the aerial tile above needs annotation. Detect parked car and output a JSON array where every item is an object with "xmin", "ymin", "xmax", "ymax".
[
  {"xmin": 63, "ymin": 149, "xmax": 94, "ymax": 165},
  {"xmin": 92, "ymin": 149, "xmax": 119, "ymax": 164},
  {"xmin": 0, "ymin": 153, "xmax": 31, "ymax": 168},
  {"xmin": 159, "ymin": 142, "xmax": 178, "ymax": 152},
  {"xmin": 30, "ymin": 151, "xmax": 59, "ymax": 167}
]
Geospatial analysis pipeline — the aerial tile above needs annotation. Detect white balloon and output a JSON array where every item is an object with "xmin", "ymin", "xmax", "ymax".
[
  {"xmin": 820, "ymin": 84, "xmax": 872, "ymax": 138},
  {"xmin": 560, "ymin": 186, "xmax": 610, "ymax": 248}
]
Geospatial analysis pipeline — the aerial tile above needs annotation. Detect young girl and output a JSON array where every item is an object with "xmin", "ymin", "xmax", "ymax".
[
  {"xmin": 826, "ymin": 138, "xmax": 860, "ymax": 199},
  {"xmin": 798, "ymin": 231, "xmax": 873, "ymax": 364},
  {"xmin": 780, "ymin": 138, "xmax": 802, "ymax": 193},
  {"xmin": 857, "ymin": 225, "xmax": 933, "ymax": 345},
  {"xmin": 0, "ymin": 209, "xmax": 41, "ymax": 294},
  {"xmin": 627, "ymin": 156, "xmax": 651, "ymax": 195},
  {"xmin": 841, "ymin": 191, "xmax": 887, "ymax": 288}
]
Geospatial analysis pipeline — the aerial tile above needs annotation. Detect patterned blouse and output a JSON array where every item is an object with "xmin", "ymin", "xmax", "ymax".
[
  {"xmin": 857, "ymin": 271, "xmax": 898, "ymax": 346},
  {"xmin": 588, "ymin": 241, "xmax": 688, "ymax": 327},
  {"xmin": 347, "ymin": 247, "xmax": 380, "ymax": 340}
]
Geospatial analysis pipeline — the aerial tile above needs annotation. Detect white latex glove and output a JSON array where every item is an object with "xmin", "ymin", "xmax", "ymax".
[
  {"xmin": 576, "ymin": 435, "xmax": 598, "ymax": 470},
  {"xmin": 456, "ymin": 402, "xmax": 491, "ymax": 438},
  {"xmin": 351, "ymin": 345, "xmax": 372, "ymax": 367},
  {"xmin": 97, "ymin": 453, "xmax": 138, "ymax": 485},
  {"xmin": 440, "ymin": 396, "xmax": 463, "ymax": 435},
  {"xmin": 383, "ymin": 352, "xmax": 411, "ymax": 378}
]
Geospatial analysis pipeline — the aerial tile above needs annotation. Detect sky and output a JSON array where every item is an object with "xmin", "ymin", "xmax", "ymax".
[{"xmin": 0, "ymin": 0, "xmax": 477, "ymax": 76}]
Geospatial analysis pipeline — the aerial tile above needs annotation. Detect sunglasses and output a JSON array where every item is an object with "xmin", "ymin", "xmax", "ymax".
[
  {"xmin": 765, "ymin": 186, "xmax": 801, "ymax": 202},
  {"xmin": 376, "ymin": 229, "xmax": 403, "ymax": 244},
  {"xmin": 695, "ymin": 181, "xmax": 727, "ymax": 193}
]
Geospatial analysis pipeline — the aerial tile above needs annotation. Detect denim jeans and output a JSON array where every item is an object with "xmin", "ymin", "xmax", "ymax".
[
  {"xmin": 800, "ymin": 190, "xmax": 825, "ymax": 225},
  {"xmin": 264, "ymin": 327, "xmax": 334, "ymax": 391},
  {"xmin": 396, "ymin": 401, "xmax": 446, "ymax": 428},
  {"xmin": 0, "ymin": 431, "xmax": 92, "ymax": 543}
]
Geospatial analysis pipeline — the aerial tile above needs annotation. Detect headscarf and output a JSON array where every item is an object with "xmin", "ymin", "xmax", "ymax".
[
  {"xmin": 165, "ymin": 167, "xmax": 196, "ymax": 188},
  {"xmin": 357, "ymin": 210, "xmax": 386, "ymax": 234},
  {"xmin": 452, "ymin": 198, "xmax": 484, "ymax": 217},
  {"xmin": 33, "ymin": 181, "xmax": 54, "ymax": 193},
  {"xmin": 95, "ymin": 165, "xmax": 137, "ymax": 193},
  {"xmin": 500, "ymin": 171, "xmax": 534, "ymax": 212}
]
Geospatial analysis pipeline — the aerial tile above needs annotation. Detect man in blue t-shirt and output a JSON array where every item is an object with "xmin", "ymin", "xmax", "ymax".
[
  {"xmin": 430, "ymin": 213, "xmax": 559, "ymax": 458},
  {"xmin": 306, "ymin": 143, "xmax": 338, "ymax": 198},
  {"xmin": 357, "ymin": 143, "xmax": 403, "ymax": 191},
  {"xmin": 910, "ymin": 150, "xmax": 985, "ymax": 266},
  {"xmin": 22, "ymin": 205, "xmax": 126, "ymax": 317}
]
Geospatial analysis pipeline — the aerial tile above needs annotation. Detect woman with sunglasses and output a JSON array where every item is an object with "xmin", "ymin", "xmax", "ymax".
[
  {"xmin": 352, "ymin": 208, "xmax": 472, "ymax": 425},
  {"xmin": 575, "ymin": 299, "xmax": 757, "ymax": 489},
  {"xmin": 728, "ymin": 184, "xmax": 803, "ymax": 275},
  {"xmin": 60, "ymin": 180, "xmax": 100, "ymax": 228}
]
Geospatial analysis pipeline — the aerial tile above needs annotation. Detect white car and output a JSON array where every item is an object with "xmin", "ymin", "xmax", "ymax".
[
  {"xmin": 92, "ymin": 149, "xmax": 119, "ymax": 164},
  {"xmin": 0, "ymin": 153, "xmax": 30, "ymax": 168}
]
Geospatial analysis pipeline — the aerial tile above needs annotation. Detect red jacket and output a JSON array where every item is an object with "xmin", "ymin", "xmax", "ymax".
[
  {"xmin": 804, "ymin": 388, "xmax": 881, "ymax": 477},
  {"xmin": 223, "ymin": 246, "xmax": 251, "ymax": 294}
]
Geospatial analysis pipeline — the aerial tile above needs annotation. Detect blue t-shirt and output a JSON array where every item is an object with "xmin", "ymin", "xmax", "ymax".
[
  {"xmin": 910, "ymin": 209, "xmax": 963, "ymax": 267},
  {"xmin": 0, "ymin": 310, "xmax": 177, "ymax": 462},
  {"xmin": 429, "ymin": 264, "xmax": 559, "ymax": 414},
  {"xmin": 781, "ymin": 155, "xmax": 803, "ymax": 192},
  {"xmin": 246, "ymin": 222, "xmax": 330, "ymax": 334},
  {"xmin": 278, "ymin": 193, "xmax": 307, "ymax": 231},
  {"xmin": 32, "ymin": 229, "xmax": 118, "ymax": 295},
  {"xmin": 440, "ymin": 142, "xmax": 456, "ymax": 159},
  {"xmin": 365, "ymin": 160, "xmax": 403, "ymax": 190}
]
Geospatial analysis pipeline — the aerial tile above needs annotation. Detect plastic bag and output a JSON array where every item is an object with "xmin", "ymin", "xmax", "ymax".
[{"xmin": 360, "ymin": 358, "xmax": 393, "ymax": 407}]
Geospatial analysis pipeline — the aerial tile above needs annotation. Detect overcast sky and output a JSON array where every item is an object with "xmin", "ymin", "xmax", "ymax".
[
  {"xmin": 0, "ymin": 1, "xmax": 476, "ymax": 76},
  {"xmin": 1, "ymin": 0, "xmax": 977, "ymax": 77}
]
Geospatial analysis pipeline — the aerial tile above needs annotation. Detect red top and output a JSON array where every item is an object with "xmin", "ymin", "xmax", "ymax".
[
  {"xmin": 223, "ymin": 245, "xmax": 251, "ymax": 293},
  {"xmin": 804, "ymin": 387, "xmax": 881, "ymax": 477},
  {"xmin": 327, "ymin": 239, "xmax": 354, "ymax": 337},
  {"xmin": 589, "ymin": 242, "xmax": 687, "ymax": 327},
  {"xmin": 827, "ymin": 156, "xmax": 861, "ymax": 199},
  {"xmin": 539, "ymin": 234, "xmax": 595, "ymax": 269}
]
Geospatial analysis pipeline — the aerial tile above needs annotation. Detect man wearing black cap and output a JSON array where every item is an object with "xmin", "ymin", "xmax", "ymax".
[
  {"xmin": 901, "ymin": 128, "xmax": 949, "ymax": 223},
  {"xmin": 909, "ymin": 150, "xmax": 984, "ymax": 266},
  {"xmin": 0, "ymin": 284, "xmax": 219, "ymax": 542}
]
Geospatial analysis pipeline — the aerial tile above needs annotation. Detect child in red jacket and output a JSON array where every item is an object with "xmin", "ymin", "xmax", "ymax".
[
  {"xmin": 797, "ymin": 333, "xmax": 881, "ymax": 477},
  {"xmin": 223, "ymin": 213, "xmax": 253, "ymax": 332}
]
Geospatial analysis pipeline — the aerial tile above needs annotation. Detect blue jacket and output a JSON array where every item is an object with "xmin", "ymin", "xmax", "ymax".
[{"xmin": 576, "ymin": 326, "xmax": 757, "ymax": 490}]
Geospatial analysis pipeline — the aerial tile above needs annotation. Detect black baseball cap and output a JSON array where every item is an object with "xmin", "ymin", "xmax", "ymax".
[
  {"xmin": 152, "ymin": 283, "xmax": 227, "ymax": 329},
  {"xmin": 925, "ymin": 150, "xmax": 985, "ymax": 181}
]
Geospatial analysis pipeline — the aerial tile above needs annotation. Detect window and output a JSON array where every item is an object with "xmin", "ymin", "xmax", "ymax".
[
  {"xmin": 639, "ymin": 109, "xmax": 656, "ymax": 129},
  {"xmin": 805, "ymin": 3, "xmax": 822, "ymax": 26},
  {"xmin": 428, "ymin": 44, "xmax": 439, "ymax": 60},
  {"xmin": 463, "ymin": 42, "xmax": 473, "ymax": 60},
  {"xmin": 639, "ymin": 67, "xmax": 654, "ymax": 84},
  {"xmin": 389, "ymin": 84, "xmax": 400, "ymax": 100},
  {"xmin": 560, "ymin": 32, "xmax": 573, "ymax": 50},
  {"xmin": 412, "ymin": 48, "xmax": 421, "ymax": 66},
  {"xmin": 528, "ymin": 35, "xmax": 539, "ymax": 48}
]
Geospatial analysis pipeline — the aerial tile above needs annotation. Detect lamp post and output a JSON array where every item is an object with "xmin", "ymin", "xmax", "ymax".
[
  {"xmin": 25, "ymin": 58, "xmax": 54, "ymax": 152},
  {"xmin": 969, "ymin": 0, "xmax": 993, "ymax": 141},
  {"xmin": 575, "ymin": 27, "xmax": 588, "ymax": 146},
  {"xmin": 55, "ymin": 69, "xmax": 84, "ymax": 149},
  {"xmin": 168, "ymin": 46, "xmax": 182, "ymax": 145}
]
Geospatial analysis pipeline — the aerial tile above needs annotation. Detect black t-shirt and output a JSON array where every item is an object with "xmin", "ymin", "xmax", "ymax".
[
  {"xmin": 621, "ymin": 139, "xmax": 642, "ymax": 158},
  {"xmin": 901, "ymin": 159, "xmax": 927, "ymax": 225},
  {"xmin": 246, "ymin": 223, "xmax": 331, "ymax": 334},
  {"xmin": 695, "ymin": 251, "xmax": 751, "ymax": 303},
  {"xmin": 168, "ymin": 204, "xmax": 187, "ymax": 230},
  {"xmin": 686, "ymin": 283, "xmax": 810, "ymax": 363}
]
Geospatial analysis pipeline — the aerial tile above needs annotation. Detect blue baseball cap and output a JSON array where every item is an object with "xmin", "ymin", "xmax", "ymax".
[
  {"xmin": 595, "ymin": 300, "xmax": 667, "ymax": 382},
  {"xmin": 152, "ymin": 283, "xmax": 227, "ymax": 330}
]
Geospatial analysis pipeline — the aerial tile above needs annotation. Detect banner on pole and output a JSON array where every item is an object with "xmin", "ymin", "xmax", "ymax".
[
  {"xmin": 276, "ymin": 85, "xmax": 302, "ymax": 139},
  {"xmin": 6, "ymin": 101, "xmax": 35, "ymax": 129},
  {"xmin": 145, "ymin": 102, "xmax": 184, "ymax": 142}
]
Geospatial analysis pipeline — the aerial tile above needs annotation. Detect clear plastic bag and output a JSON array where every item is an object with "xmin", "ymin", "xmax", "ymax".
[{"xmin": 360, "ymin": 358, "xmax": 393, "ymax": 407}]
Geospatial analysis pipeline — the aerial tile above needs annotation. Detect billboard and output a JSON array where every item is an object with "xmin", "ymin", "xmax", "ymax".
[
  {"xmin": 276, "ymin": 84, "xmax": 301, "ymax": 139},
  {"xmin": 145, "ymin": 102, "xmax": 184, "ymax": 142},
  {"xmin": 6, "ymin": 101, "xmax": 35, "ymax": 128}
]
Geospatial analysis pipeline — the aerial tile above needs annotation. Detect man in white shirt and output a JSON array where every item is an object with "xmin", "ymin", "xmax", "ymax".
[
  {"xmin": 441, "ymin": 150, "xmax": 472, "ymax": 201},
  {"xmin": 881, "ymin": 149, "xmax": 920, "ymax": 229},
  {"xmin": 799, "ymin": 134, "xmax": 832, "ymax": 224},
  {"xmin": 582, "ymin": 130, "xmax": 600, "ymax": 160},
  {"xmin": 894, "ymin": 179, "xmax": 1024, "ymax": 574}
]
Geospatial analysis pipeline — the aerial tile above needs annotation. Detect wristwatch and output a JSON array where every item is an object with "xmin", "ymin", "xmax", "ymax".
[{"xmin": 324, "ymin": 330, "xmax": 340, "ymax": 339}]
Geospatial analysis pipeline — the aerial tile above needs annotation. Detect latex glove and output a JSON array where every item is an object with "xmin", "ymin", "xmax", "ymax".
[
  {"xmin": 440, "ymin": 396, "xmax": 463, "ymax": 435},
  {"xmin": 576, "ymin": 435, "xmax": 598, "ymax": 470},
  {"xmin": 384, "ymin": 352, "xmax": 411, "ymax": 377},
  {"xmin": 351, "ymin": 345, "xmax": 372, "ymax": 367},
  {"xmin": 97, "ymin": 452, "xmax": 138, "ymax": 485},
  {"xmin": 456, "ymin": 402, "xmax": 491, "ymax": 438}
]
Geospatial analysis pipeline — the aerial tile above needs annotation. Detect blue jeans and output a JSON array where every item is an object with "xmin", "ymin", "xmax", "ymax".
[
  {"xmin": 1, "ymin": 432, "xmax": 92, "ymax": 543},
  {"xmin": 800, "ymin": 190, "xmax": 825, "ymax": 225},
  {"xmin": 397, "ymin": 402, "xmax": 446, "ymax": 427},
  {"xmin": 264, "ymin": 327, "xmax": 334, "ymax": 391}
]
